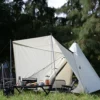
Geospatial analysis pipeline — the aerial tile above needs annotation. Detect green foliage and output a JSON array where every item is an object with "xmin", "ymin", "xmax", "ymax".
[{"xmin": 56, "ymin": 0, "xmax": 100, "ymax": 75}]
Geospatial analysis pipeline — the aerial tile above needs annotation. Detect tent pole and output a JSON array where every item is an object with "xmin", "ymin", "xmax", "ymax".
[
  {"xmin": 51, "ymin": 34, "xmax": 57, "ymax": 91},
  {"xmin": 50, "ymin": 35, "xmax": 55, "ymax": 73},
  {"xmin": 2, "ymin": 64, "xmax": 5, "ymax": 89},
  {"xmin": 10, "ymin": 40, "xmax": 12, "ymax": 82}
]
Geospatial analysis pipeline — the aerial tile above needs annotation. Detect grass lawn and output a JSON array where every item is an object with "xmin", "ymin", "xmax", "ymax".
[{"xmin": 0, "ymin": 90, "xmax": 100, "ymax": 100}]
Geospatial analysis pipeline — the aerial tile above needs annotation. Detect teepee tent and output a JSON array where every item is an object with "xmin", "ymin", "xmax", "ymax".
[
  {"xmin": 13, "ymin": 35, "xmax": 100, "ymax": 93},
  {"xmin": 69, "ymin": 43, "xmax": 100, "ymax": 93}
]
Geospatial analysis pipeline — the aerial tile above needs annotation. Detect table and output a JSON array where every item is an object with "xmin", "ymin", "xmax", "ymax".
[
  {"xmin": 14, "ymin": 85, "xmax": 52, "ymax": 95},
  {"xmin": 22, "ymin": 78, "xmax": 37, "ymax": 81},
  {"xmin": 22, "ymin": 78, "xmax": 37, "ymax": 84}
]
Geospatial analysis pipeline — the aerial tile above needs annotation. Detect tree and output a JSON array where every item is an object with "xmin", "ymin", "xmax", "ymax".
[
  {"xmin": 56, "ymin": 0, "xmax": 100, "ymax": 75},
  {"xmin": 25, "ymin": 0, "xmax": 56, "ymax": 37},
  {"xmin": 0, "ymin": 0, "xmax": 56, "ymax": 61}
]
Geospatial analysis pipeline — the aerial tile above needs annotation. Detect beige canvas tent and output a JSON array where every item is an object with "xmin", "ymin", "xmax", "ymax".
[{"xmin": 13, "ymin": 35, "xmax": 100, "ymax": 93}]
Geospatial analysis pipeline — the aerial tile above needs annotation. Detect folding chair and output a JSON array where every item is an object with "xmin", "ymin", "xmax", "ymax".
[
  {"xmin": 3, "ymin": 81, "xmax": 14, "ymax": 96},
  {"xmin": 62, "ymin": 79, "xmax": 77, "ymax": 92}
]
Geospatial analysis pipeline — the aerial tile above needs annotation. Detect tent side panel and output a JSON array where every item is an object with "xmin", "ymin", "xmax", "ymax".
[
  {"xmin": 54, "ymin": 40, "xmax": 84, "ymax": 93},
  {"xmin": 70, "ymin": 43, "xmax": 100, "ymax": 93},
  {"xmin": 29, "ymin": 54, "xmax": 64, "ymax": 83},
  {"xmin": 56, "ymin": 63, "xmax": 73, "ymax": 85},
  {"xmin": 13, "ymin": 43, "xmax": 53, "ymax": 83}
]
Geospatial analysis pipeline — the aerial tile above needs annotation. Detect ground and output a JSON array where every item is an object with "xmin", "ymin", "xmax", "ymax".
[{"xmin": 0, "ymin": 90, "xmax": 100, "ymax": 100}]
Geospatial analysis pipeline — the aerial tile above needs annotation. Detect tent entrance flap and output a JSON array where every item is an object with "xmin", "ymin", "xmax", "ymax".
[{"xmin": 56, "ymin": 63, "xmax": 73, "ymax": 85}]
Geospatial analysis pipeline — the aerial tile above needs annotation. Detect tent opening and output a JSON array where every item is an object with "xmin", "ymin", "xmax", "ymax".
[{"xmin": 52, "ymin": 61, "xmax": 78, "ymax": 91}]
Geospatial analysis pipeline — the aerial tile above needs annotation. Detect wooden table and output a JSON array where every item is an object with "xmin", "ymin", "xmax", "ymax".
[
  {"xmin": 22, "ymin": 78, "xmax": 37, "ymax": 84},
  {"xmin": 14, "ymin": 85, "xmax": 52, "ymax": 95}
]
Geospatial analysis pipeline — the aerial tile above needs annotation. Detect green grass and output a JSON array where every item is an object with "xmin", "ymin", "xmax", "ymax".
[{"xmin": 0, "ymin": 90, "xmax": 100, "ymax": 100}]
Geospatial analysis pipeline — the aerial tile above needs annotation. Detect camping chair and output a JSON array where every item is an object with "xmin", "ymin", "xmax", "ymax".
[
  {"xmin": 52, "ymin": 80, "xmax": 66, "ymax": 91},
  {"xmin": 61, "ymin": 79, "xmax": 77, "ymax": 92},
  {"xmin": 3, "ymin": 81, "xmax": 14, "ymax": 96}
]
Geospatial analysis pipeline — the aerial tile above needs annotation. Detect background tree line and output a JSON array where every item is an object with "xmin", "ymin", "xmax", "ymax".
[{"xmin": 0, "ymin": 0, "xmax": 100, "ymax": 76}]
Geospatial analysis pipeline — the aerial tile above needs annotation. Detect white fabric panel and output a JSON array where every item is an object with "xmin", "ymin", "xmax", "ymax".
[
  {"xmin": 13, "ymin": 36, "xmax": 63, "ymax": 83},
  {"xmin": 56, "ymin": 63, "xmax": 73, "ymax": 85},
  {"xmin": 13, "ymin": 36, "xmax": 52, "ymax": 49},
  {"xmin": 13, "ymin": 35, "xmax": 62, "ymax": 53},
  {"xmin": 70, "ymin": 43, "xmax": 100, "ymax": 93},
  {"xmin": 55, "ymin": 40, "xmax": 84, "ymax": 93},
  {"xmin": 47, "ymin": 57, "xmax": 67, "ymax": 84},
  {"xmin": 55, "ymin": 40, "xmax": 80, "ymax": 80},
  {"xmin": 29, "ymin": 53, "xmax": 64, "ymax": 83},
  {"xmin": 13, "ymin": 44, "xmax": 54, "ymax": 83}
]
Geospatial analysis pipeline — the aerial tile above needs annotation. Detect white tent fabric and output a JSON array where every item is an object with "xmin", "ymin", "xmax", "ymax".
[
  {"xmin": 55, "ymin": 40, "xmax": 84, "ymax": 93},
  {"xmin": 69, "ymin": 42, "xmax": 100, "ymax": 93},
  {"xmin": 13, "ymin": 36, "xmax": 64, "ymax": 83},
  {"xmin": 56, "ymin": 63, "xmax": 73, "ymax": 85},
  {"xmin": 13, "ymin": 35, "xmax": 100, "ymax": 93}
]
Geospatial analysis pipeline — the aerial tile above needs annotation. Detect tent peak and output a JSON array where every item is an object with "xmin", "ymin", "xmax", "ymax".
[{"xmin": 69, "ymin": 42, "xmax": 82, "ymax": 56}]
